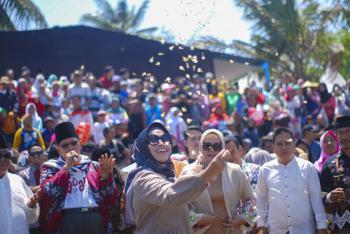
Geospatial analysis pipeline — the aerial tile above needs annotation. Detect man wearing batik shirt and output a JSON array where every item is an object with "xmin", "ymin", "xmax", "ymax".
[
  {"xmin": 320, "ymin": 115, "xmax": 350, "ymax": 233},
  {"xmin": 256, "ymin": 127, "xmax": 327, "ymax": 234},
  {"xmin": 40, "ymin": 121, "xmax": 117, "ymax": 234},
  {"xmin": 19, "ymin": 145, "xmax": 47, "ymax": 234}
]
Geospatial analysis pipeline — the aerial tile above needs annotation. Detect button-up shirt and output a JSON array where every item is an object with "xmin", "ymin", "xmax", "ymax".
[{"xmin": 256, "ymin": 156, "xmax": 327, "ymax": 234}]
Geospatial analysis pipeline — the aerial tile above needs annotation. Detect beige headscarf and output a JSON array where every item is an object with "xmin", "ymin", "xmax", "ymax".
[{"xmin": 198, "ymin": 129, "xmax": 225, "ymax": 164}]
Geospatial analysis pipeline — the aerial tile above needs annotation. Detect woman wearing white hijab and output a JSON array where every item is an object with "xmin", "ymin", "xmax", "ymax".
[
  {"xmin": 181, "ymin": 129, "xmax": 256, "ymax": 234},
  {"xmin": 24, "ymin": 103, "xmax": 43, "ymax": 132}
]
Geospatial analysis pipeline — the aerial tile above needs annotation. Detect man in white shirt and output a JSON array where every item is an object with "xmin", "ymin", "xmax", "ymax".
[
  {"xmin": 67, "ymin": 70, "xmax": 91, "ymax": 110},
  {"xmin": 0, "ymin": 147, "xmax": 39, "ymax": 234},
  {"xmin": 256, "ymin": 127, "xmax": 328, "ymax": 234}
]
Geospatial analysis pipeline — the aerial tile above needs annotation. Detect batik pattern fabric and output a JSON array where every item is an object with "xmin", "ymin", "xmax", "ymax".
[
  {"xmin": 39, "ymin": 155, "xmax": 117, "ymax": 234},
  {"xmin": 320, "ymin": 152, "xmax": 350, "ymax": 233},
  {"xmin": 242, "ymin": 161, "xmax": 260, "ymax": 192}
]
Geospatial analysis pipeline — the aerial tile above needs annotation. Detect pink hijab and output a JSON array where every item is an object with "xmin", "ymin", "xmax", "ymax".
[{"xmin": 314, "ymin": 130, "xmax": 340, "ymax": 172}]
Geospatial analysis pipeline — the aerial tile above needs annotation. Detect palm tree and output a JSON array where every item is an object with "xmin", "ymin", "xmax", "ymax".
[
  {"xmin": 0, "ymin": 0, "xmax": 47, "ymax": 30},
  {"xmin": 196, "ymin": 0, "xmax": 335, "ymax": 79},
  {"xmin": 80, "ymin": 0, "xmax": 158, "ymax": 37}
]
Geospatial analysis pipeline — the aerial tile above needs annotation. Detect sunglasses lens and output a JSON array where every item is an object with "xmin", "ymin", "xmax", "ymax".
[
  {"xmin": 213, "ymin": 143, "xmax": 222, "ymax": 151},
  {"xmin": 148, "ymin": 134, "xmax": 171, "ymax": 145},
  {"xmin": 203, "ymin": 143, "xmax": 222, "ymax": 151},
  {"xmin": 162, "ymin": 134, "xmax": 172, "ymax": 143},
  {"xmin": 203, "ymin": 143, "xmax": 211, "ymax": 151}
]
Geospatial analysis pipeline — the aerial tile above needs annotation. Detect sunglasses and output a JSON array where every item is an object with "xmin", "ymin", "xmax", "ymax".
[
  {"xmin": 147, "ymin": 134, "xmax": 172, "ymax": 146},
  {"xmin": 60, "ymin": 140, "xmax": 79, "ymax": 149},
  {"xmin": 30, "ymin": 151, "xmax": 43, "ymax": 157},
  {"xmin": 0, "ymin": 150, "xmax": 11, "ymax": 160},
  {"xmin": 202, "ymin": 142, "xmax": 222, "ymax": 151}
]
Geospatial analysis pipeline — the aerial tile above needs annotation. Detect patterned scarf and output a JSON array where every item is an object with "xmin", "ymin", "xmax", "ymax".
[{"xmin": 41, "ymin": 155, "xmax": 91, "ymax": 180}]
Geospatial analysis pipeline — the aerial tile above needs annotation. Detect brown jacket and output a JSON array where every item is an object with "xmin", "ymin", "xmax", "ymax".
[{"xmin": 127, "ymin": 170, "xmax": 207, "ymax": 234}]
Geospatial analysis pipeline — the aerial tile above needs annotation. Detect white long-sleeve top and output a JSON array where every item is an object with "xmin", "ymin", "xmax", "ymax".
[
  {"xmin": 256, "ymin": 156, "xmax": 327, "ymax": 234},
  {"xmin": 0, "ymin": 172, "xmax": 39, "ymax": 234}
]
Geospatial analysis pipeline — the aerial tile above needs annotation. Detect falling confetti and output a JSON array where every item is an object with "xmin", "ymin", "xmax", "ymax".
[
  {"xmin": 179, "ymin": 66, "xmax": 185, "ymax": 71},
  {"xmin": 244, "ymin": 62, "xmax": 250, "ymax": 66},
  {"xmin": 149, "ymin": 56, "xmax": 154, "ymax": 63},
  {"xmin": 192, "ymin": 65, "xmax": 196, "ymax": 71},
  {"xmin": 186, "ymin": 118, "xmax": 192, "ymax": 124},
  {"xmin": 229, "ymin": 59, "xmax": 234, "ymax": 64},
  {"xmin": 201, "ymin": 54, "xmax": 206, "ymax": 60},
  {"xmin": 190, "ymin": 46, "xmax": 194, "ymax": 51},
  {"xmin": 160, "ymin": 38, "xmax": 166, "ymax": 44},
  {"xmin": 165, "ymin": 77, "xmax": 172, "ymax": 83},
  {"xmin": 197, "ymin": 68, "xmax": 203, "ymax": 73},
  {"xmin": 186, "ymin": 63, "xmax": 190, "ymax": 68},
  {"xmin": 169, "ymin": 45, "xmax": 175, "ymax": 51},
  {"xmin": 142, "ymin": 72, "xmax": 147, "ymax": 76},
  {"xmin": 158, "ymin": 52, "xmax": 164, "ymax": 56},
  {"xmin": 179, "ymin": 46, "xmax": 184, "ymax": 50},
  {"xmin": 186, "ymin": 74, "xmax": 190, "ymax": 79},
  {"xmin": 181, "ymin": 107, "xmax": 188, "ymax": 113},
  {"xmin": 155, "ymin": 61, "xmax": 161, "ymax": 66},
  {"xmin": 132, "ymin": 72, "xmax": 137, "ymax": 76},
  {"xmin": 161, "ymin": 112, "xmax": 166, "ymax": 117}
]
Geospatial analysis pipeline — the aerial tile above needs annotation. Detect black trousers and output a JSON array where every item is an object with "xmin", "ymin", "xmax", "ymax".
[{"xmin": 60, "ymin": 209, "xmax": 105, "ymax": 234}]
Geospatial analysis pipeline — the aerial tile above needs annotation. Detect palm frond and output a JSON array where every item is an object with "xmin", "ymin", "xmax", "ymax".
[
  {"xmin": 131, "ymin": 0, "xmax": 149, "ymax": 29},
  {"xmin": 1, "ymin": 0, "xmax": 47, "ymax": 30}
]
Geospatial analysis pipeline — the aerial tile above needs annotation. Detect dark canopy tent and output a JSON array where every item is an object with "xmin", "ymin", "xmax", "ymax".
[{"xmin": 0, "ymin": 26, "xmax": 266, "ymax": 82}]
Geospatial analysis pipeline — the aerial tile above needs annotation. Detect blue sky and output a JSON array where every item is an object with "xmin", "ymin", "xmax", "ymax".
[{"xmin": 32, "ymin": 0, "xmax": 252, "ymax": 43}]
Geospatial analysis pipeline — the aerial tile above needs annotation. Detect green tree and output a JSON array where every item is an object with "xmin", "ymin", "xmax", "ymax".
[
  {"xmin": 81, "ymin": 0, "xmax": 158, "ymax": 38},
  {"xmin": 196, "ymin": 0, "xmax": 336, "ymax": 79},
  {"xmin": 0, "ymin": 0, "xmax": 47, "ymax": 30}
]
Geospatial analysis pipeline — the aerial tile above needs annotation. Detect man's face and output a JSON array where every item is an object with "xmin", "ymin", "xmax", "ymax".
[
  {"xmin": 29, "ymin": 146, "xmax": 47, "ymax": 167},
  {"xmin": 72, "ymin": 96, "xmax": 81, "ymax": 108},
  {"xmin": 273, "ymin": 132, "xmax": 295, "ymax": 160},
  {"xmin": 305, "ymin": 130, "xmax": 314, "ymax": 141},
  {"xmin": 185, "ymin": 130, "xmax": 202, "ymax": 153},
  {"xmin": 337, "ymin": 127, "xmax": 350, "ymax": 151},
  {"xmin": 57, "ymin": 137, "xmax": 81, "ymax": 159},
  {"xmin": 74, "ymin": 74, "xmax": 82, "ymax": 83}
]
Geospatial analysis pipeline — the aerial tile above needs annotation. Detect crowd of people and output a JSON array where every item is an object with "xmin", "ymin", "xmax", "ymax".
[{"xmin": 1, "ymin": 65, "xmax": 350, "ymax": 234}]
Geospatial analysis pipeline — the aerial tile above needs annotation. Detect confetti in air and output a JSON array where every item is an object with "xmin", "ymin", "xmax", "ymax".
[
  {"xmin": 165, "ymin": 77, "xmax": 172, "ymax": 83},
  {"xmin": 155, "ymin": 61, "xmax": 161, "ymax": 66},
  {"xmin": 179, "ymin": 66, "xmax": 185, "ymax": 71},
  {"xmin": 229, "ymin": 59, "xmax": 234, "ymax": 64},
  {"xmin": 158, "ymin": 52, "xmax": 164, "ymax": 56},
  {"xmin": 149, "ymin": 56, "xmax": 154, "ymax": 63},
  {"xmin": 169, "ymin": 45, "xmax": 175, "ymax": 51}
]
